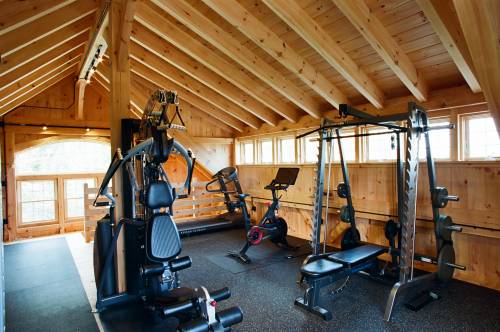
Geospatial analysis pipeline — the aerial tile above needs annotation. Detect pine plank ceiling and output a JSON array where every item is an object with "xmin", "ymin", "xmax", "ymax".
[{"xmin": 1, "ymin": 0, "xmax": 496, "ymax": 134}]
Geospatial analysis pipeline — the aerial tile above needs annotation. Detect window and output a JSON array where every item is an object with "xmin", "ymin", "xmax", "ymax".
[
  {"xmin": 15, "ymin": 140, "xmax": 111, "ymax": 175},
  {"xmin": 240, "ymin": 141, "xmax": 254, "ymax": 164},
  {"xmin": 464, "ymin": 114, "xmax": 500, "ymax": 159},
  {"xmin": 418, "ymin": 118, "xmax": 451, "ymax": 160},
  {"xmin": 258, "ymin": 139, "xmax": 273, "ymax": 164},
  {"xmin": 18, "ymin": 180, "xmax": 57, "ymax": 224},
  {"xmin": 277, "ymin": 137, "xmax": 296, "ymax": 163},
  {"xmin": 65, "ymin": 178, "xmax": 96, "ymax": 219},
  {"xmin": 332, "ymin": 129, "xmax": 356, "ymax": 162},
  {"xmin": 364, "ymin": 127, "xmax": 397, "ymax": 161},
  {"xmin": 303, "ymin": 135, "xmax": 319, "ymax": 163}
]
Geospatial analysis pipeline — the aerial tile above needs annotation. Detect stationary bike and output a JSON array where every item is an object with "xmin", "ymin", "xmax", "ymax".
[{"xmin": 228, "ymin": 167, "xmax": 300, "ymax": 264}]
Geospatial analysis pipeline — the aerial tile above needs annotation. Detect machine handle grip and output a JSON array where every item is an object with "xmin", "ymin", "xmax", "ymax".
[
  {"xmin": 210, "ymin": 287, "xmax": 231, "ymax": 302},
  {"xmin": 163, "ymin": 300, "xmax": 194, "ymax": 317},
  {"xmin": 179, "ymin": 319, "xmax": 209, "ymax": 332},
  {"xmin": 94, "ymin": 201, "xmax": 110, "ymax": 207},
  {"xmin": 445, "ymin": 225, "xmax": 462, "ymax": 232}
]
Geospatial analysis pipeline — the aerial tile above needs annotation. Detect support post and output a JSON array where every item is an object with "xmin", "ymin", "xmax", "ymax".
[
  {"xmin": 75, "ymin": 79, "xmax": 86, "ymax": 121},
  {"xmin": 109, "ymin": 0, "xmax": 132, "ymax": 293}
]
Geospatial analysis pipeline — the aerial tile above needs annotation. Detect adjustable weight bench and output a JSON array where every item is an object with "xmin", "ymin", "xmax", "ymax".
[{"xmin": 295, "ymin": 245, "xmax": 386, "ymax": 320}]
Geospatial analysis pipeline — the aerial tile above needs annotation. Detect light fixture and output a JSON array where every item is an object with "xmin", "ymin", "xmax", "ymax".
[
  {"xmin": 86, "ymin": 128, "xmax": 91, "ymax": 132},
  {"xmin": 42, "ymin": 126, "xmax": 48, "ymax": 131}
]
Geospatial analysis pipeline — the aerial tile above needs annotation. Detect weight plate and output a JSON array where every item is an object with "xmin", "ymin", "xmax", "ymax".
[
  {"xmin": 337, "ymin": 183, "xmax": 348, "ymax": 199},
  {"xmin": 437, "ymin": 244, "xmax": 455, "ymax": 282},
  {"xmin": 436, "ymin": 215, "xmax": 453, "ymax": 242},
  {"xmin": 339, "ymin": 205, "xmax": 353, "ymax": 223},
  {"xmin": 341, "ymin": 227, "xmax": 360, "ymax": 250},
  {"xmin": 432, "ymin": 187, "xmax": 449, "ymax": 208},
  {"xmin": 384, "ymin": 220, "xmax": 399, "ymax": 240}
]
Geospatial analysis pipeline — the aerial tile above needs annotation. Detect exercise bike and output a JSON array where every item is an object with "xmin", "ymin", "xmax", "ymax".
[{"xmin": 227, "ymin": 167, "xmax": 300, "ymax": 264}]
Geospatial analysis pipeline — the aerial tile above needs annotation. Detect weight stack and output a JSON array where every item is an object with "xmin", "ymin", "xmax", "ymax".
[{"xmin": 94, "ymin": 217, "xmax": 116, "ymax": 297}]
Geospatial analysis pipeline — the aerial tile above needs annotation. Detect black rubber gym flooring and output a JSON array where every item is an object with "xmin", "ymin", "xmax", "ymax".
[
  {"xmin": 4, "ymin": 231, "xmax": 500, "ymax": 331},
  {"xmin": 4, "ymin": 237, "xmax": 99, "ymax": 332}
]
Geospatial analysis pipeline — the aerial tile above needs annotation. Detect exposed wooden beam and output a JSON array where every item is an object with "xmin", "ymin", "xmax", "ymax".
[
  {"xmin": 0, "ymin": 0, "xmax": 74, "ymax": 34},
  {"xmin": 130, "ymin": 43, "xmax": 262, "ymax": 129},
  {"xmin": 181, "ymin": 102, "xmax": 236, "ymax": 136},
  {"xmin": 130, "ymin": 23, "xmax": 279, "ymax": 126},
  {"xmin": 0, "ymin": 0, "xmax": 96, "ymax": 57},
  {"xmin": 155, "ymin": 0, "xmax": 322, "ymax": 119},
  {"xmin": 453, "ymin": 0, "xmax": 500, "ymax": 131},
  {"xmin": 131, "ymin": 64, "xmax": 246, "ymax": 132},
  {"xmin": 93, "ymin": 74, "xmax": 110, "ymax": 92},
  {"xmin": 0, "ymin": 42, "xmax": 84, "ymax": 91},
  {"xmin": 262, "ymin": 0, "xmax": 384, "ymax": 108},
  {"xmin": 76, "ymin": 0, "xmax": 109, "ymax": 79},
  {"xmin": 333, "ymin": 0, "xmax": 428, "ymax": 102},
  {"xmin": 0, "ymin": 15, "xmax": 92, "ymax": 76},
  {"xmin": 202, "ymin": 0, "xmax": 348, "ymax": 110},
  {"xmin": 416, "ymin": 0, "xmax": 481, "ymax": 93},
  {"xmin": 134, "ymin": 2, "xmax": 300, "ymax": 123},
  {"xmin": 0, "ymin": 54, "xmax": 81, "ymax": 102},
  {"xmin": 0, "ymin": 65, "xmax": 77, "ymax": 116},
  {"xmin": 117, "ymin": 0, "xmax": 137, "ymax": 71},
  {"xmin": 95, "ymin": 69, "xmax": 110, "ymax": 85},
  {"xmin": 75, "ymin": 79, "xmax": 86, "ymax": 120}
]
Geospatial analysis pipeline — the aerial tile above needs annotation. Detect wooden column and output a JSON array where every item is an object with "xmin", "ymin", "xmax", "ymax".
[
  {"xmin": 75, "ymin": 79, "xmax": 86, "ymax": 121},
  {"xmin": 109, "ymin": 0, "xmax": 133, "ymax": 292}
]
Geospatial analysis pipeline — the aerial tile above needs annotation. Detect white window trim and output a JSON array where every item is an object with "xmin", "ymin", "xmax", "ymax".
[
  {"xmin": 461, "ymin": 112, "xmax": 500, "ymax": 161},
  {"xmin": 277, "ymin": 135, "xmax": 297, "ymax": 164}
]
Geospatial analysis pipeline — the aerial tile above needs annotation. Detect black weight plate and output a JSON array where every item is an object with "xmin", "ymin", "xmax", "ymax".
[
  {"xmin": 384, "ymin": 220, "xmax": 399, "ymax": 240},
  {"xmin": 339, "ymin": 205, "xmax": 352, "ymax": 223},
  {"xmin": 436, "ymin": 215, "xmax": 453, "ymax": 242},
  {"xmin": 337, "ymin": 183, "xmax": 348, "ymax": 199},
  {"xmin": 341, "ymin": 227, "xmax": 360, "ymax": 250},
  {"xmin": 437, "ymin": 244, "xmax": 455, "ymax": 282}
]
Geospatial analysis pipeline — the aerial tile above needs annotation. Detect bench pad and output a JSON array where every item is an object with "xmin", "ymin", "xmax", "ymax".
[
  {"xmin": 328, "ymin": 245, "xmax": 385, "ymax": 267},
  {"xmin": 301, "ymin": 259, "xmax": 343, "ymax": 278}
]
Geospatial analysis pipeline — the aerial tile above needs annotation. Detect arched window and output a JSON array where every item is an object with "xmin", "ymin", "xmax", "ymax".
[
  {"xmin": 15, "ymin": 139, "xmax": 111, "ymax": 175},
  {"xmin": 15, "ymin": 139, "xmax": 111, "ymax": 225}
]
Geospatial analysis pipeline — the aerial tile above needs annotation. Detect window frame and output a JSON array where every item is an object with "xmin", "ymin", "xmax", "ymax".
[
  {"xmin": 63, "ymin": 177, "xmax": 99, "ymax": 221},
  {"xmin": 16, "ymin": 178, "xmax": 58, "ymax": 227},
  {"xmin": 257, "ymin": 138, "xmax": 274, "ymax": 164},
  {"xmin": 418, "ymin": 116, "xmax": 452, "ymax": 161},
  {"xmin": 276, "ymin": 135, "xmax": 297, "ymax": 164},
  {"xmin": 239, "ymin": 140, "xmax": 255, "ymax": 165},
  {"xmin": 461, "ymin": 112, "xmax": 500, "ymax": 161},
  {"xmin": 300, "ymin": 133, "xmax": 320, "ymax": 164},
  {"xmin": 362, "ymin": 125, "xmax": 399, "ymax": 162}
]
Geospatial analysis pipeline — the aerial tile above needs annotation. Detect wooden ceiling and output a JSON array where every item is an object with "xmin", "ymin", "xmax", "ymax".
[{"xmin": 1, "ymin": 0, "xmax": 498, "ymax": 134}]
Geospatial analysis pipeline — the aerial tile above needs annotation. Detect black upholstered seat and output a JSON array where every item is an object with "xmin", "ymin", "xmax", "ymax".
[
  {"xmin": 327, "ymin": 245, "xmax": 385, "ymax": 267},
  {"xmin": 301, "ymin": 259, "xmax": 343, "ymax": 278}
]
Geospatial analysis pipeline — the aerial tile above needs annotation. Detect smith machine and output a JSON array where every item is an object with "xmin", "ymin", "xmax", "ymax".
[{"xmin": 295, "ymin": 102, "xmax": 466, "ymax": 321}]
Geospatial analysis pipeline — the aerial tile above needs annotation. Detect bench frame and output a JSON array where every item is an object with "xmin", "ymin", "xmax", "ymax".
[{"xmin": 295, "ymin": 257, "xmax": 380, "ymax": 320}]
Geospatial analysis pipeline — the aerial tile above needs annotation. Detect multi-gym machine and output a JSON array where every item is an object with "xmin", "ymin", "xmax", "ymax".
[
  {"xmin": 294, "ymin": 102, "xmax": 466, "ymax": 321},
  {"xmin": 93, "ymin": 90, "xmax": 243, "ymax": 331}
]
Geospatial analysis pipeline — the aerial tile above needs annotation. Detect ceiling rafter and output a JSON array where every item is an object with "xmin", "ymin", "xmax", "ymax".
[
  {"xmin": 154, "ymin": 0, "xmax": 322, "ymax": 119},
  {"xmin": 131, "ymin": 61, "xmax": 246, "ymax": 132},
  {"xmin": 262, "ymin": 0, "xmax": 385, "ymax": 109},
  {"xmin": 0, "ymin": 0, "xmax": 74, "ymax": 35},
  {"xmin": 333, "ymin": 0, "xmax": 428, "ymax": 102},
  {"xmin": 130, "ymin": 43, "xmax": 262, "ymax": 129},
  {"xmin": 130, "ymin": 23, "xmax": 279, "ymax": 126},
  {"xmin": 416, "ymin": 0, "xmax": 481, "ymax": 93},
  {"xmin": 0, "ymin": 64, "xmax": 78, "ymax": 116},
  {"xmin": 0, "ymin": 15, "xmax": 93, "ymax": 76},
  {"xmin": 0, "ymin": 43, "xmax": 84, "ymax": 91},
  {"xmin": 453, "ymin": 0, "xmax": 500, "ymax": 131},
  {"xmin": 134, "ymin": 2, "xmax": 300, "ymax": 123},
  {"xmin": 0, "ymin": 54, "xmax": 81, "ymax": 103},
  {"xmin": 202, "ymin": 0, "xmax": 349, "ymax": 110},
  {"xmin": 0, "ymin": 0, "xmax": 97, "ymax": 57}
]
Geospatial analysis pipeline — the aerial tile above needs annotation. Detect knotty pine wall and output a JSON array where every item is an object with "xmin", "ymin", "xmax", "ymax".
[{"xmin": 238, "ymin": 162, "xmax": 500, "ymax": 291}]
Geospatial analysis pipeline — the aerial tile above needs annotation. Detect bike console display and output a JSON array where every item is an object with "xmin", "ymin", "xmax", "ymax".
[{"xmin": 265, "ymin": 167, "xmax": 300, "ymax": 191}]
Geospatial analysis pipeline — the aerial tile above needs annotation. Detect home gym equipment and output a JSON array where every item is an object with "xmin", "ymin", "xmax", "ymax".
[
  {"xmin": 227, "ymin": 167, "xmax": 300, "ymax": 264},
  {"xmin": 93, "ymin": 90, "xmax": 243, "ymax": 331},
  {"xmin": 294, "ymin": 102, "xmax": 465, "ymax": 321},
  {"xmin": 174, "ymin": 166, "xmax": 245, "ymax": 236}
]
